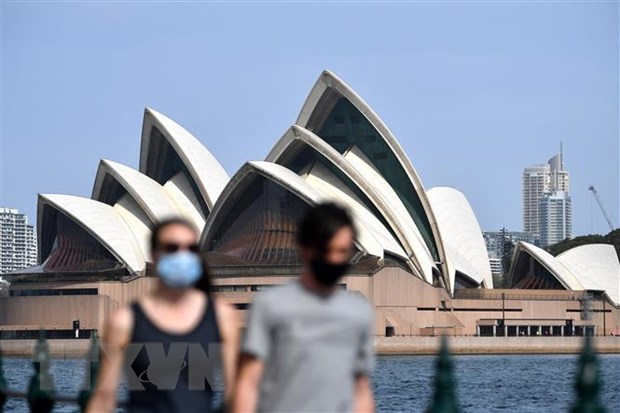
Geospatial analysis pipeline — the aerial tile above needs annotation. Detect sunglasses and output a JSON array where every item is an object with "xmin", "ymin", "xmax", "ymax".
[{"xmin": 158, "ymin": 243, "xmax": 200, "ymax": 253}]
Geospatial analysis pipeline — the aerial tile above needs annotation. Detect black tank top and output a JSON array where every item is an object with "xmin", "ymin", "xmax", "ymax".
[{"xmin": 126, "ymin": 296, "xmax": 221, "ymax": 413}]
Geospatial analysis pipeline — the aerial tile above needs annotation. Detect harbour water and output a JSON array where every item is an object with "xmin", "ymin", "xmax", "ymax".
[{"xmin": 2, "ymin": 354, "xmax": 619, "ymax": 412}]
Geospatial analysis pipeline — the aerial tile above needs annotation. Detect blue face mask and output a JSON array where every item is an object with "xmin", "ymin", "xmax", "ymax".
[{"xmin": 156, "ymin": 251, "xmax": 203, "ymax": 288}]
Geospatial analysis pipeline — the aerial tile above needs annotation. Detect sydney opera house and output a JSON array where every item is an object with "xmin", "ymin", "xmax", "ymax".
[{"xmin": 1, "ymin": 70, "xmax": 618, "ymax": 340}]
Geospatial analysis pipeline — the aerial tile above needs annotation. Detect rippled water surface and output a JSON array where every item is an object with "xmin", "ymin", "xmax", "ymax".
[{"xmin": 3, "ymin": 354, "xmax": 619, "ymax": 412}]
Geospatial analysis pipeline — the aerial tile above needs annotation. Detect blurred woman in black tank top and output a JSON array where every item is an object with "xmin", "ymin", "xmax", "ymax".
[{"xmin": 87, "ymin": 218, "xmax": 239, "ymax": 413}]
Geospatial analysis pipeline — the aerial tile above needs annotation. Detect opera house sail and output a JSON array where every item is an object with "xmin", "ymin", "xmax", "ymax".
[
  {"xmin": 509, "ymin": 242, "xmax": 620, "ymax": 307},
  {"xmin": 2, "ymin": 70, "xmax": 618, "ymax": 340},
  {"xmin": 12, "ymin": 108, "xmax": 230, "ymax": 281}
]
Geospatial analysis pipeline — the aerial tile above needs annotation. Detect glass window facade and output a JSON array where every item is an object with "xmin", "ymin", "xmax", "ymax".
[
  {"xmin": 96, "ymin": 174, "xmax": 127, "ymax": 206},
  {"xmin": 41, "ymin": 209, "xmax": 126, "ymax": 273},
  {"xmin": 454, "ymin": 271, "xmax": 481, "ymax": 290},
  {"xmin": 306, "ymin": 95, "xmax": 439, "ymax": 261},
  {"xmin": 510, "ymin": 255, "xmax": 565, "ymax": 290},
  {"xmin": 10, "ymin": 288, "xmax": 98, "ymax": 297},
  {"xmin": 205, "ymin": 176, "xmax": 311, "ymax": 266}
]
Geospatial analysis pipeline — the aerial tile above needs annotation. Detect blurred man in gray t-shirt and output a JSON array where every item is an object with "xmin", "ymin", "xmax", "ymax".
[{"xmin": 232, "ymin": 203, "xmax": 375, "ymax": 413}]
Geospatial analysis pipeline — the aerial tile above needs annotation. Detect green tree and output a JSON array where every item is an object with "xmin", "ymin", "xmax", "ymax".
[
  {"xmin": 501, "ymin": 240, "xmax": 515, "ymax": 276},
  {"xmin": 546, "ymin": 229, "xmax": 620, "ymax": 258}
]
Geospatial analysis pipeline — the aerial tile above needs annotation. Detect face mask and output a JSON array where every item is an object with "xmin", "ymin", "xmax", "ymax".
[
  {"xmin": 310, "ymin": 258, "xmax": 350, "ymax": 286},
  {"xmin": 156, "ymin": 251, "xmax": 203, "ymax": 288}
]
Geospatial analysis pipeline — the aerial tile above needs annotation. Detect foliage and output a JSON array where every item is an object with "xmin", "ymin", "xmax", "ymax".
[
  {"xmin": 492, "ymin": 273, "xmax": 507, "ymax": 289},
  {"xmin": 546, "ymin": 229, "xmax": 620, "ymax": 258},
  {"xmin": 501, "ymin": 240, "xmax": 515, "ymax": 277}
]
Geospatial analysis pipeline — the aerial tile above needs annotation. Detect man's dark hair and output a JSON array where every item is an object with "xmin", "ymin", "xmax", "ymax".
[
  {"xmin": 150, "ymin": 217, "xmax": 212, "ymax": 294},
  {"xmin": 297, "ymin": 203, "xmax": 357, "ymax": 254}
]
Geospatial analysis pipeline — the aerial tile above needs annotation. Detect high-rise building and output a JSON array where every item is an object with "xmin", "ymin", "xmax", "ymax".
[
  {"xmin": 0, "ymin": 207, "xmax": 38, "ymax": 274},
  {"xmin": 548, "ymin": 153, "xmax": 569, "ymax": 193},
  {"xmin": 522, "ymin": 164, "xmax": 550, "ymax": 237},
  {"xmin": 540, "ymin": 191, "xmax": 572, "ymax": 247},
  {"xmin": 522, "ymin": 144, "xmax": 571, "ymax": 246}
]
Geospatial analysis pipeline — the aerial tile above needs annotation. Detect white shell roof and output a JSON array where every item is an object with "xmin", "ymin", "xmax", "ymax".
[
  {"xmin": 139, "ymin": 108, "xmax": 229, "ymax": 211},
  {"xmin": 266, "ymin": 125, "xmax": 434, "ymax": 282},
  {"xmin": 92, "ymin": 159, "xmax": 182, "ymax": 225},
  {"xmin": 427, "ymin": 187, "xmax": 493, "ymax": 289},
  {"xmin": 303, "ymin": 162, "xmax": 409, "ymax": 261},
  {"xmin": 163, "ymin": 172, "xmax": 207, "ymax": 230},
  {"xmin": 38, "ymin": 194, "xmax": 146, "ymax": 273},
  {"xmin": 295, "ymin": 70, "xmax": 451, "ymax": 287},
  {"xmin": 201, "ymin": 161, "xmax": 385, "ymax": 259},
  {"xmin": 113, "ymin": 194, "xmax": 152, "ymax": 262},
  {"xmin": 511, "ymin": 242, "xmax": 584, "ymax": 291},
  {"xmin": 557, "ymin": 244, "xmax": 620, "ymax": 306},
  {"xmin": 251, "ymin": 161, "xmax": 387, "ymax": 259}
]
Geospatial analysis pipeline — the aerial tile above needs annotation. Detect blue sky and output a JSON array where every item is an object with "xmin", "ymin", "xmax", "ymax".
[{"xmin": 1, "ymin": 1, "xmax": 618, "ymax": 237}]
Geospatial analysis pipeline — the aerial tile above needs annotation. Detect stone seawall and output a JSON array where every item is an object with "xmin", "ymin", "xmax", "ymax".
[
  {"xmin": 1, "ymin": 336, "xmax": 619, "ymax": 358},
  {"xmin": 376, "ymin": 336, "xmax": 620, "ymax": 355}
]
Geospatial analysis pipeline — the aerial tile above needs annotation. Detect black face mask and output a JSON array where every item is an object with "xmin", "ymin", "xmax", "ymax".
[{"xmin": 310, "ymin": 258, "xmax": 350, "ymax": 286}]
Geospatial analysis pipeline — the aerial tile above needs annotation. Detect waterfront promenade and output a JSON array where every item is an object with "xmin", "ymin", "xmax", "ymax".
[
  {"xmin": 376, "ymin": 336, "xmax": 620, "ymax": 355},
  {"xmin": 1, "ymin": 336, "xmax": 619, "ymax": 358}
]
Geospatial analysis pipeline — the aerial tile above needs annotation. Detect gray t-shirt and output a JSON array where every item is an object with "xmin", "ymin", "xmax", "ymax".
[{"xmin": 242, "ymin": 280, "xmax": 375, "ymax": 413}]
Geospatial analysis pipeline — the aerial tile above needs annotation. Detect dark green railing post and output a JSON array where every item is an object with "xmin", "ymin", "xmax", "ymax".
[
  {"xmin": 570, "ymin": 334, "xmax": 606, "ymax": 413},
  {"xmin": 27, "ymin": 330, "xmax": 55, "ymax": 413},
  {"xmin": 78, "ymin": 331, "xmax": 100, "ymax": 412},
  {"xmin": 0, "ymin": 348, "xmax": 7, "ymax": 411},
  {"xmin": 426, "ymin": 335, "xmax": 462, "ymax": 413}
]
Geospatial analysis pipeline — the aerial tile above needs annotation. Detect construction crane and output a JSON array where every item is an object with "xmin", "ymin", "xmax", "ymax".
[{"xmin": 588, "ymin": 185, "xmax": 617, "ymax": 231}]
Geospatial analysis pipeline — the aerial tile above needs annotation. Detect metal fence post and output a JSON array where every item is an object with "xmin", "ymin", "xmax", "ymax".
[
  {"xmin": 570, "ymin": 334, "xmax": 606, "ymax": 413},
  {"xmin": 0, "ymin": 348, "xmax": 7, "ymax": 411},
  {"xmin": 27, "ymin": 330, "xmax": 55, "ymax": 413},
  {"xmin": 78, "ymin": 332, "xmax": 100, "ymax": 412},
  {"xmin": 426, "ymin": 335, "xmax": 462, "ymax": 413}
]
